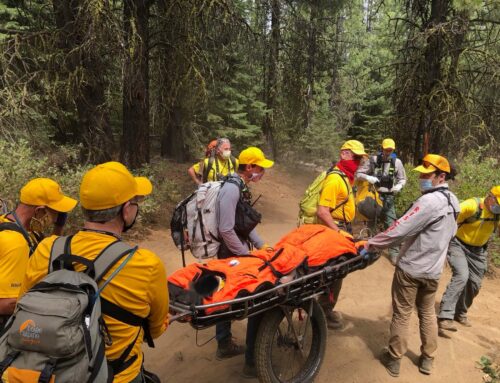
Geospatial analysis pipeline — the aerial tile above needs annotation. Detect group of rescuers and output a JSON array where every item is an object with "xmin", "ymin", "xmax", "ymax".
[{"xmin": 0, "ymin": 137, "xmax": 498, "ymax": 381}]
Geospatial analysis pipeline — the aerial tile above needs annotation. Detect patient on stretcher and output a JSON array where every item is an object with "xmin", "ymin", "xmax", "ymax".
[{"xmin": 168, "ymin": 225, "xmax": 368, "ymax": 316}]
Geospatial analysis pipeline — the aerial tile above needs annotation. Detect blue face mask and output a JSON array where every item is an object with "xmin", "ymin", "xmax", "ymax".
[{"xmin": 419, "ymin": 179, "xmax": 433, "ymax": 192}]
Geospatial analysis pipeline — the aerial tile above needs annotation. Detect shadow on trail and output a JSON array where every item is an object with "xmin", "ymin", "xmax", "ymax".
[{"xmin": 330, "ymin": 313, "xmax": 391, "ymax": 359}]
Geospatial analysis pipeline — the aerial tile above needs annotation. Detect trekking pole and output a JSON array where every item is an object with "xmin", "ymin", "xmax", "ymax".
[{"xmin": 251, "ymin": 194, "xmax": 262, "ymax": 207}]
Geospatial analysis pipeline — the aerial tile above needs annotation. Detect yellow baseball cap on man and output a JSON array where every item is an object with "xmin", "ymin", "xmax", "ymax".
[
  {"xmin": 490, "ymin": 186, "xmax": 500, "ymax": 204},
  {"xmin": 239, "ymin": 147, "xmax": 274, "ymax": 168},
  {"xmin": 414, "ymin": 154, "xmax": 451, "ymax": 174},
  {"xmin": 80, "ymin": 161, "xmax": 153, "ymax": 210},
  {"xmin": 382, "ymin": 138, "xmax": 396, "ymax": 150},
  {"xmin": 340, "ymin": 140, "xmax": 367, "ymax": 156},
  {"xmin": 20, "ymin": 178, "xmax": 77, "ymax": 213}
]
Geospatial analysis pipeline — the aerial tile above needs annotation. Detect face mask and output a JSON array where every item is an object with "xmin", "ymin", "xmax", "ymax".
[
  {"xmin": 419, "ymin": 179, "xmax": 433, "ymax": 192},
  {"xmin": 222, "ymin": 150, "xmax": 231, "ymax": 159},
  {"xmin": 250, "ymin": 172, "xmax": 264, "ymax": 182},
  {"xmin": 490, "ymin": 203, "xmax": 500, "ymax": 215},
  {"xmin": 29, "ymin": 209, "xmax": 52, "ymax": 234},
  {"xmin": 122, "ymin": 204, "xmax": 139, "ymax": 233}
]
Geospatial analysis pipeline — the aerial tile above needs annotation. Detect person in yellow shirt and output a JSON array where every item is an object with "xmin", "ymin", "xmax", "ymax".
[
  {"xmin": 438, "ymin": 185, "xmax": 500, "ymax": 334},
  {"xmin": 316, "ymin": 140, "xmax": 367, "ymax": 330},
  {"xmin": 188, "ymin": 138, "xmax": 238, "ymax": 184},
  {"xmin": 18, "ymin": 162, "xmax": 169, "ymax": 383},
  {"xmin": 0, "ymin": 178, "xmax": 76, "ymax": 331}
]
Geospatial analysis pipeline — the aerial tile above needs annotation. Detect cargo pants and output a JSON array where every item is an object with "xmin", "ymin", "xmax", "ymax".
[
  {"xmin": 388, "ymin": 267, "xmax": 439, "ymax": 360},
  {"xmin": 438, "ymin": 237, "xmax": 487, "ymax": 321}
]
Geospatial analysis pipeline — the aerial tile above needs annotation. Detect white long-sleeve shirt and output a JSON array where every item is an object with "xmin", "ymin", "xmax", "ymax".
[{"xmin": 367, "ymin": 184, "xmax": 460, "ymax": 279}]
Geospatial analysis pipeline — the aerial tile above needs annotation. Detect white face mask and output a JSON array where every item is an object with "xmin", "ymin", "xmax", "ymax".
[
  {"xmin": 250, "ymin": 172, "xmax": 264, "ymax": 182},
  {"xmin": 222, "ymin": 150, "xmax": 231, "ymax": 159}
]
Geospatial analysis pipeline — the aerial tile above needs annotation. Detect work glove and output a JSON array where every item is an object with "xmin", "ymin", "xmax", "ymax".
[
  {"xmin": 365, "ymin": 175, "xmax": 379, "ymax": 185},
  {"xmin": 392, "ymin": 184, "xmax": 403, "ymax": 193}
]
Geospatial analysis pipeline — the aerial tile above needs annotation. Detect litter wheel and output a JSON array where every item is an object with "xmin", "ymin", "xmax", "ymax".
[{"xmin": 254, "ymin": 299, "xmax": 327, "ymax": 383}]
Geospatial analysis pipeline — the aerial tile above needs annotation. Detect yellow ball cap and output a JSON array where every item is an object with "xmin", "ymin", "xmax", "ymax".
[
  {"xmin": 382, "ymin": 138, "xmax": 396, "ymax": 150},
  {"xmin": 413, "ymin": 154, "xmax": 450, "ymax": 174},
  {"xmin": 20, "ymin": 178, "xmax": 77, "ymax": 213},
  {"xmin": 490, "ymin": 185, "xmax": 500, "ymax": 204},
  {"xmin": 80, "ymin": 161, "xmax": 153, "ymax": 210},
  {"xmin": 238, "ymin": 147, "xmax": 274, "ymax": 168},
  {"xmin": 340, "ymin": 140, "xmax": 367, "ymax": 156}
]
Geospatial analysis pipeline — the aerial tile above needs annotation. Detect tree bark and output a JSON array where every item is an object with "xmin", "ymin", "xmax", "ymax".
[
  {"xmin": 413, "ymin": 0, "xmax": 449, "ymax": 163},
  {"xmin": 263, "ymin": 0, "xmax": 280, "ymax": 158},
  {"xmin": 52, "ymin": 0, "xmax": 113, "ymax": 163},
  {"xmin": 121, "ymin": 0, "xmax": 151, "ymax": 168}
]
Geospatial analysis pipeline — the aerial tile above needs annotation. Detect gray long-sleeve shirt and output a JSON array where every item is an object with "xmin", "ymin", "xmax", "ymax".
[
  {"xmin": 356, "ymin": 155, "xmax": 407, "ymax": 193},
  {"xmin": 216, "ymin": 175, "xmax": 264, "ymax": 255},
  {"xmin": 367, "ymin": 184, "xmax": 460, "ymax": 279}
]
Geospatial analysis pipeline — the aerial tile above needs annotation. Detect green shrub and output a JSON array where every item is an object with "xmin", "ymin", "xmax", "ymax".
[
  {"xmin": 477, "ymin": 356, "xmax": 500, "ymax": 383},
  {"xmin": 396, "ymin": 149, "xmax": 500, "ymax": 215},
  {"xmin": 0, "ymin": 139, "xmax": 183, "ymax": 231}
]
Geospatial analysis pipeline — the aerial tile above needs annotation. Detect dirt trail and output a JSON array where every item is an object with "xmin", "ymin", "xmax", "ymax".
[{"xmin": 140, "ymin": 165, "xmax": 500, "ymax": 383}]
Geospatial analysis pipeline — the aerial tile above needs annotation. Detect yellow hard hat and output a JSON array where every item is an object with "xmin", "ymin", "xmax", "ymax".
[
  {"xmin": 413, "ymin": 154, "xmax": 451, "ymax": 174},
  {"xmin": 20, "ymin": 178, "xmax": 77, "ymax": 213},
  {"xmin": 238, "ymin": 147, "xmax": 274, "ymax": 168},
  {"xmin": 382, "ymin": 138, "xmax": 396, "ymax": 150},
  {"xmin": 80, "ymin": 161, "xmax": 153, "ymax": 210},
  {"xmin": 490, "ymin": 185, "xmax": 500, "ymax": 204},
  {"xmin": 340, "ymin": 140, "xmax": 367, "ymax": 156}
]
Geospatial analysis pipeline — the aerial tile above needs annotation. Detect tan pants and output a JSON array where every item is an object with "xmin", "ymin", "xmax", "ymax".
[{"xmin": 388, "ymin": 267, "xmax": 439, "ymax": 360}]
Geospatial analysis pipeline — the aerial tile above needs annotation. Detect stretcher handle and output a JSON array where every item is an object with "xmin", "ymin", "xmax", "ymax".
[{"xmin": 169, "ymin": 311, "xmax": 192, "ymax": 324}]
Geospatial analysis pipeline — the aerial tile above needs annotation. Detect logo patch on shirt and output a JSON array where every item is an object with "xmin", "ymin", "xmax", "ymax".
[{"xmin": 10, "ymin": 282, "xmax": 21, "ymax": 288}]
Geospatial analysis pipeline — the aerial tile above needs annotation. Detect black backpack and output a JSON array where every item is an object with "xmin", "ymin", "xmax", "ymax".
[{"xmin": 374, "ymin": 154, "xmax": 397, "ymax": 189}]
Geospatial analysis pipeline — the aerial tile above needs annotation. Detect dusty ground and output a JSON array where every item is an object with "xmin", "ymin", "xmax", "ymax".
[{"xmin": 140, "ymin": 165, "xmax": 500, "ymax": 383}]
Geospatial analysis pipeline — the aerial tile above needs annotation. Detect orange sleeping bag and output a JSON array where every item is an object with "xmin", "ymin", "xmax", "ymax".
[{"xmin": 168, "ymin": 224, "xmax": 363, "ymax": 314}]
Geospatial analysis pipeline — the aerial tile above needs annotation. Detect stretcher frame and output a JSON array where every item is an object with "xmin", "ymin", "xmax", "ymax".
[{"xmin": 170, "ymin": 253, "xmax": 377, "ymax": 328}]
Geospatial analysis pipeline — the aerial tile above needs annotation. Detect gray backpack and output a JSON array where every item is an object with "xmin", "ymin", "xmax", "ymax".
[{"xmin": 0, "ymin": 235, "xmax": 145, "ymax": 383}]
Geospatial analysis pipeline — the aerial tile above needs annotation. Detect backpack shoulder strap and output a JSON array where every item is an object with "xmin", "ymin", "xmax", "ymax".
[
  {"xmin": 326, "ymin": 169, "xmax": 351, "ymax": 212},
  {"xmin": 473, "ymin": 197, "xmax": 482, "ymax": 220},
  {"xmin": 0, "ymin": 221, "xmax": 36, "ymax": 255},
  {"xmin": 224, "ymin": 175, "xmax": 245, "ymax": 191},
  {"xmin": 390, "ymin": 156, "xmax": 396, "ymax": 170},
  {"xmin": 0, "ymin": 222, "xmax": 25, "ymax": 236},
  {"xmin": 91, "ymin": 241, "xmax": 153, "ymax": 374},
  {"xmin": 376, "ymin": 153, "xmax": 383, "ymax": 169},
  {"xmin": 229, "ymin": 155, "xmax": 237, "ymax": 171},
  {"xmin": 203, "ymin": 155, "xmax": 215, "ymax": 182},
  {"xmin": 92, "ymin": 240, "xmax": 135, "ymax": 284},
  {"xmin": 48, "ymin": 236, "xmax": 72, "ymax": 273},
  {"xmin": 435, "ymin": 189, "xmax": 458, "ymax": 220}
]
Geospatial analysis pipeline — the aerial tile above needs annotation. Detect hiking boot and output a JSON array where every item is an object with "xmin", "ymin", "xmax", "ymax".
[
  {"xmin": 419, "ymin": 355, "xmax": 433, "ymax": 375},
  {"xmin": 455, "ymin": 316, "xmax": 472, "ymax": 327},
  {"xmin": 216, "ymin": 338, "xmax": 245, "ymax": 360},
  {"xmin": 438, "ymin": 319, "xmax": 457, "ymax": 332},
  {"xmin": 143, "ymin": 370, "xmax": 161, "ymax": 383},
  {"xmin": 438, "ymin": 327, "xmax": 452, "ymax": 339},
  {"xmin": 325, "ymin": 311, "xmax": 344, "ymax": 330},
  {"xmin": 380, "ymin": 350, "xmax": 400, "ymax": 377},
  {"xmin": 241, "ymin": 363, "xmax": 257, "ymax": 379}
]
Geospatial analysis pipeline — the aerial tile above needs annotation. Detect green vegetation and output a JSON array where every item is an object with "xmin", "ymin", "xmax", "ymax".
[
  {"xmin": 477, "ymin": 356, "xmax": 500, "ymax": 383},
  {"xmin": 0, "ymin": 139, "xmax": 181, "ymax": 226}
]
